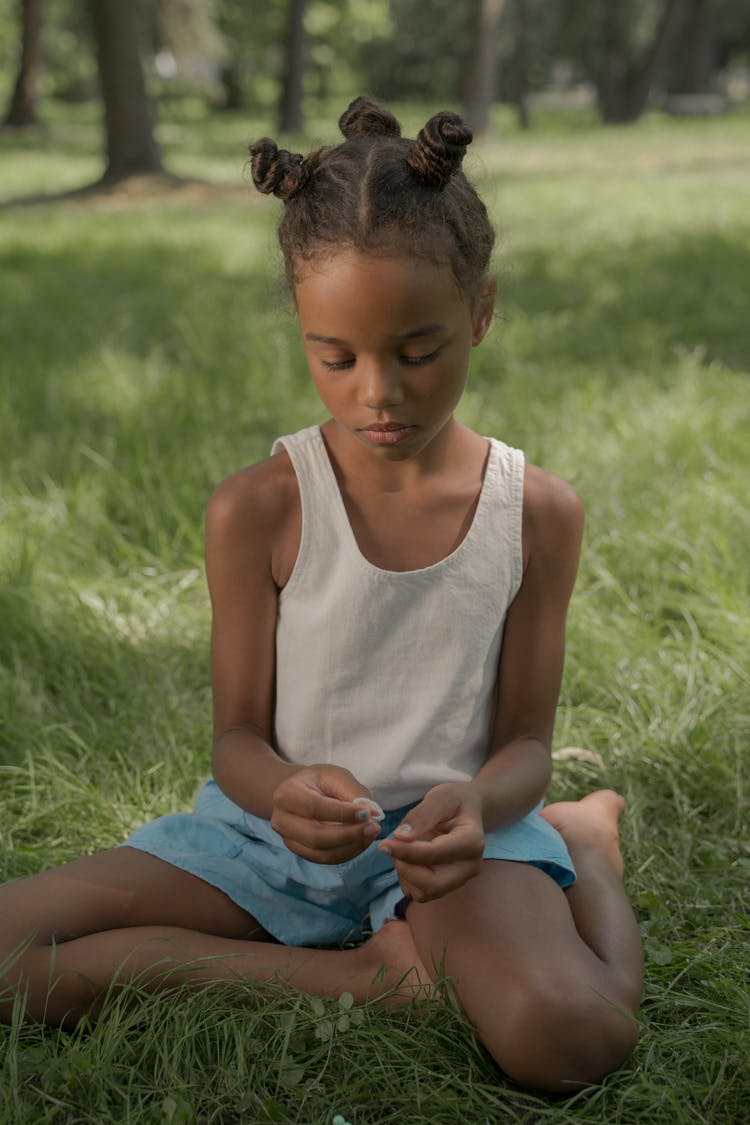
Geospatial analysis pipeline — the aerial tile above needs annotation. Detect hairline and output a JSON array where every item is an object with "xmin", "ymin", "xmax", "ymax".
[{"xmin": 287, "ymin": 242, "xmax": 485, "ymax": 307}]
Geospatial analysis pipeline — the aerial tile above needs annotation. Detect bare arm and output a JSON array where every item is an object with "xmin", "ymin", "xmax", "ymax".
[
  {"xmin": 380, "ymin": 464, "xmax": 584, "ymax": 898},
  {"xmin": 471, "ymin": 464, "xmax": 584, "ymax": 829},
  {"xmin": 206, "ymin": 462, "xmax": 297, "ymax": 817},
  {"xmin": 206, "ymin": 458, "xmax": 378, "ymax": 861}
]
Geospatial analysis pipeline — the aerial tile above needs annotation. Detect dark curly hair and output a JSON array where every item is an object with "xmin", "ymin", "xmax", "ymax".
[{"xmin": 249, "ymin": 96, "xmax": 495, "ymax": 304}]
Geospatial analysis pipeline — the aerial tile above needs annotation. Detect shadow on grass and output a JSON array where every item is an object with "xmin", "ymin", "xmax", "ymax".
[
  {"xmin": 499, "ymin": 227, "xmax": 750, "ymax": 376},
  {"xmin": 0, "ymin": 224, "xmax": 305, "ymax": 487},
  {"xmin": 0, "ymin": 576, "xmax": 209, "ymax": 772},
  {"xmin": 0, "ymin": 171, "xmax": 189, "ymax": 209},
  {"xmin": 1, "ymin": 222, "xmax": 747, "ymax": 528},
  {"xmin": 2, "ymin": 222, "xmax": 747, "ymax": 410},
  {"xmin": 0, "ymin": 173, "xmax": 256, "ymax": 210}
]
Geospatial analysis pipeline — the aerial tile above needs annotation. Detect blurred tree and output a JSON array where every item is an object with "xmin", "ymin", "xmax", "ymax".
[
  {"xmin": 217, "ymin": 0, "xmax": 247, "ymax": 109},
  {"xmin": 215, "ymin": 0, "xmax": 287, "ymax": 112},
  {"xmin": 466, "ymin": 0, "xmax": 507, "ymax": 135},
  {"xmin": 37, "ymin": 0, "xmax": 97, "ymax": 103},
  {"xmin": 151, "ymin": 0, "xmax": 223, "ymax": 99},
  {"xmin": 358, "ymin": 0, "xmax": 470, "ymax": 103},
  {"xmin": 510, "ymin": 0, "xmax": 530, "ymax": 128},
  {"xmin": 713, "ymin": 0, "xmax": 750, "ymax": 71},
  {"xmin": 2, "ymin": 0, "xmax": 747, "ymax": 143},
  {"xmin": 597, "ymin": 0, "xmax": 688, "ymax": 122},
  {"xmin": 2, "ymin": 0, "xmax": 42, "ymax": 126},
  {"xmin": 278, "ymin": 0, "xmax": 306, "ymax": 131},
  {"xmin": 87, "ymin": 0, "xmax": 165, "ymax": 182},
  {"xmin": 667, "ymin": 0, "xmax": 716, "ymax": 95}
]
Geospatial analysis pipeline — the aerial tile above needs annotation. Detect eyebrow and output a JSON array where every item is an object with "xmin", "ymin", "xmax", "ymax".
[{"xmin": 304, "ymin": 324, "xmax": 446, "ymax": 346}]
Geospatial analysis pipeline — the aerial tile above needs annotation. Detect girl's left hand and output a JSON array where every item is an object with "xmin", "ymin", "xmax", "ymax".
[{"xmin": 377, "ymin": 783, "xmax": 485, "ymax": 903}]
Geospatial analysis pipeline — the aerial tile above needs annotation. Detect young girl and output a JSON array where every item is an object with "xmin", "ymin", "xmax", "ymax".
[{"xmin": 0, "ymin": 97, "xmax": 643, "ymax": 1093}]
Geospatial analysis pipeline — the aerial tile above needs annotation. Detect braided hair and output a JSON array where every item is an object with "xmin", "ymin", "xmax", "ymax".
[{"xmin": 249, "ymin": 96, "xmax": 495, "ymax": 304}]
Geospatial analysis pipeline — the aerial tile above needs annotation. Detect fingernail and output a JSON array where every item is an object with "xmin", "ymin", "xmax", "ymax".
[
  {"xmin": 396, "ymin": 824, "xmax": 413, "ymax": 836},
  {"xmin": 364, "ymin": 822, "xmax": 380, "ymax": 837}
]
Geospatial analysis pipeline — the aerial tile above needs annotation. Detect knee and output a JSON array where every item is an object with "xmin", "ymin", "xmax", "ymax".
[{"xmin": 486, "ymin": 983, "xmax": 638, "ymax": 1094}]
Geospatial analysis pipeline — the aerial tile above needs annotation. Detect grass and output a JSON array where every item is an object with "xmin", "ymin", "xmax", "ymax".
[{"xmin": 1, "ymin": 99, "xmax": 749, "ymax": 1122}]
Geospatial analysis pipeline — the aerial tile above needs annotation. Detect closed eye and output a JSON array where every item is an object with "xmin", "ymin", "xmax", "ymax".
[
  {"xmin": 320, "ymin": 358, "xmax": 355, "ymax": 371},
  {"xmin": 319, "ymin": 348, "xmax": 440, "ymax": 372},
  {"xmin": 402, "ymin": 349, "xmax": 439, "ymax": 366}
]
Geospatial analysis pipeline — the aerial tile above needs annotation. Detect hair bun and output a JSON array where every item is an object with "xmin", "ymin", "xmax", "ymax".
[
  {"xmin": 339, "ymin": 96, "xmax": 401, "ymax": 140},
  {"xmin": 407, "ymin": 112, "xmax": 472, "ymax": 190},
  {"xmin": 249, "ymin": 138, "xmax": 307, "ymax": 202}
]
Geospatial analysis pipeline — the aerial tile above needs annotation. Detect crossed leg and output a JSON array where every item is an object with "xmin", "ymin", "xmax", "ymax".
[
  {"xmin": 404, "ymin": 790, "xmax": 644, "ymax": 1092},
  {"xmin": 0, "ymin": 847, "xmax": 428, "ymax": 1028},
  {"xmin": 1, "ymin": 790, "xmax": 641, "ymax": 1094}
]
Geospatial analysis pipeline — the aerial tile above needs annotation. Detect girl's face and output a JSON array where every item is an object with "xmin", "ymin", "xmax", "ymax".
[{"xmin": 295, "ymin": 252, "xmax": 495, "ymax": 460}]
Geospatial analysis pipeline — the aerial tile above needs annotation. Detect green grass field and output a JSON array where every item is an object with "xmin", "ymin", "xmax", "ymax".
[{"xmin": 0, "ymin": 101, "xmax": 748, "ymax": 1123}]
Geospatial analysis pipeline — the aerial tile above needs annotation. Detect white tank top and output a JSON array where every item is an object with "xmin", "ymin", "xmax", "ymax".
[{"xmin": 271, "ymin": 425, "xmax": 524, "ymax": 809}]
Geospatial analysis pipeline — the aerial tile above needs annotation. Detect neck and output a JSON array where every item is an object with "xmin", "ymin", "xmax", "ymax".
[{"xmin": 320, "ymin": 417, "xmax": 481, "ymax": 492}]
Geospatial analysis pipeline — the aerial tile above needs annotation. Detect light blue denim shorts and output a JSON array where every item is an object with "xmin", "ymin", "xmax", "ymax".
[{"xmin": 123, "ymin": 779, "xmax": 575, "ymax": 946}]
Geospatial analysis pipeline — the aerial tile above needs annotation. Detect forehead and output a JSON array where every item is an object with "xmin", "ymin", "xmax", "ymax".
[{"xmin": 294, "ymin": 252, "xmax": 468, "ymax": 334}]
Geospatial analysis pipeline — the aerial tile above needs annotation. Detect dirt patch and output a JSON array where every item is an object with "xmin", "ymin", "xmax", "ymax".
[{"xmin": 1, "ymin": 174, "xmax": 262, "ymax": 211}]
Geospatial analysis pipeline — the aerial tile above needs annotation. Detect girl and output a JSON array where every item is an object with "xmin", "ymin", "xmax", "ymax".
[{"xmin": 0, "ymin": 97, "xmax": 643, "ymax": 1093}]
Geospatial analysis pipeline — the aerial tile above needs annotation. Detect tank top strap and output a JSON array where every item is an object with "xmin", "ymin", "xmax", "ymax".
[
  {"xmin": 271, "ymin": 426, "xmax": 524, "ymax": 592},
  {"xmin": 475, "ymin": 437, "xmax": 525, "ymax": 596},
  {"xmin": 271, "ymin": 425, "xmax": 356, "ymax": 594}
]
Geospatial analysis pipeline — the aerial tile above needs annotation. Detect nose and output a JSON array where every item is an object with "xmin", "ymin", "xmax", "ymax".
[{"xmin": 359, "ymin": 357, "xmax": 405, "ymax": 410}]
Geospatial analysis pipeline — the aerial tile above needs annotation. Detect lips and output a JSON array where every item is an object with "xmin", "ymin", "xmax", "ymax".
[{"xmin": 358, "ymin": 423, "xmax": 417, "ymax": 445}]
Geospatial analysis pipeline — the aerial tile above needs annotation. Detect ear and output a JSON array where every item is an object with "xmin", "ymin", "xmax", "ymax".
[{"xmin": 471, "ymin": 275, "xmax": 497, "ymax": 346}]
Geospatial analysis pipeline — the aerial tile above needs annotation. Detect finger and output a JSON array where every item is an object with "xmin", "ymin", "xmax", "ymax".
[
  {"xmin": 275, "ymin": 786, "xmax": 367, "ymax": 826},
  {"xmin": 272, "ymin": 810, "xmax": 381, "ymax": 853},
  {"xmin": 390, "ymin": 787, "xmax": 464, "ymax": 842},
  {"xmin": 316, "ymin": 768, "xmax": 376, "ymax": 807},
  {"xmin": 394, "ymin": 857, "xmax": 482, "ymax": 903},
  {"xmin": 378, "ymin": 826, "xmax": 483, "ymax": 865}
]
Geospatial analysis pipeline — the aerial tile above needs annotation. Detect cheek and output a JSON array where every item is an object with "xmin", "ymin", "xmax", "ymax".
[
  {"xmin": 308, "ymin": 368, "xmax": 346, "ymax": 410},
  {"xmin": 435, "ymin": 349, "xmax": 471, "ymax": 394},
  {"xmin": 309, "ymin": 370, "xmax": 330, "ymax": 401}
]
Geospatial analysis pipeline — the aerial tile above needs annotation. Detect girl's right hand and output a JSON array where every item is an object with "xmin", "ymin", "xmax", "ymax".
[{"xmin": 270, "ymin": 765, "xmax": 382, "ymax": 864}]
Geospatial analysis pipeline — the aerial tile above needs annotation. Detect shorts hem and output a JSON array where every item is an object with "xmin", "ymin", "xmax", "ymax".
[{"xmin": 121, "ymin": 839, "xmax": 367, "ymax": 947}]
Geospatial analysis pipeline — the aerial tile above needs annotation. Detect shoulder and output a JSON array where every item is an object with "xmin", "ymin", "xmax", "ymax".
[
  {"xmin": 205, "ymin": 450, "xmax": 301, "ymax": 587},
  {"xmin": 206, "ymin": 450, "xmax": 297, "ymax": 533},
  {"xmin": 523, "ymin": 462, "xmax": 584, "ymax": 533},
  {"xmin": 521, "ymin": 462, "xmax": 584, "ymax": 574}
]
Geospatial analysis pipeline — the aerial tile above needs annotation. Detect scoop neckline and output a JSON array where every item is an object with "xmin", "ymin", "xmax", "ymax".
[{"xmin": 312, "ymin": 425, "xmax": 496, "ymax": 577}]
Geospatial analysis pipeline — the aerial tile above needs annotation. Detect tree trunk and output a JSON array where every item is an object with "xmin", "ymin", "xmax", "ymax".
[
  {"xmin": 278, "ymin": 0, "xmax": 306, "ymax": 134},
  {"xmin": 466, "ymin": 0, "xmax": 507, "ymax": 136},
  {"xmin": 598, "ymin": 0, "xmax": 687, "ymax": 123},
  {"xmin": 513, "ymin": 0, "xmax": 530, "ymax": 130},
  {"xmin": 88, "ymin": 0, "xmax": 164, "ymax": 183},
  {"xmin": 219, "ymin": 62, "xmax": 243, "ymax": 111},
  {"xmin": 668, "ymin": 0, "xmax": 715, "ymax": 94},
  {"xmin": 598, "ymin": 0, "xmax": 627, "ymax": 122},
  {"xmin": 3, "ymin": 0, "xmax": 43, "ymax": 128}
]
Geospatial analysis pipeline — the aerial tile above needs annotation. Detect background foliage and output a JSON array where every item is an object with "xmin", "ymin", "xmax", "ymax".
[{"xmin": 2, "ymin": 0, "xmax": 750, "ymax": 125}]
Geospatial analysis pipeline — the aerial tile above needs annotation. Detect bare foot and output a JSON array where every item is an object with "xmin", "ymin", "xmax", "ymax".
[
  {"xmin": 360, "ymin": 919, "xmax": 435, "ymax": 1007},
  {"xmin": 540, "ymin": 789, "xmax": 626, "ymax": 877}
]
